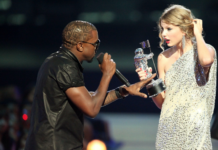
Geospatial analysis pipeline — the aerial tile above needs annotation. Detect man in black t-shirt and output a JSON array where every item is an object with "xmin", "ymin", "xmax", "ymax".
[{"xmin": 25, "ymin": 20, "xmax": 155, "ymax": 150}]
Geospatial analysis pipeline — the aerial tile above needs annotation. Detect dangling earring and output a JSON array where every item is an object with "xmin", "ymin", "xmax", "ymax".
[{"xmin": 182, "ymin": 35, "xmax": 186, "ymax": 50}]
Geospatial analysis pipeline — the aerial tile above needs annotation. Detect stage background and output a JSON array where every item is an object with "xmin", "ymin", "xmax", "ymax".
[
  {"xmin": 1, "ymin": 0, "xmax": 218, "ymax": 149},
  {"xmin": 1, "ymin": 0, "xmax": 218, "ymax": 114}
]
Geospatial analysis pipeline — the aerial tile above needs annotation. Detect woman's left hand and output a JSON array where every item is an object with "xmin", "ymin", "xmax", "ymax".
[{"xmin": 192, "ymin": 19, "xmax": 203, "ymax": 36}]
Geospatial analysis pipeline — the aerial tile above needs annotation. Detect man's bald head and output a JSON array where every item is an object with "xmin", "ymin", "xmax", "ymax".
[{"xmin": 62, "ymin": 20, "xmax": 97, "ymax": 49}]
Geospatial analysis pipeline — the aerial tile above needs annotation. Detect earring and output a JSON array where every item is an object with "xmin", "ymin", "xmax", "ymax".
[{"xmin": 182, "ymin": 35, "xmax": 186, "ymax": 49}]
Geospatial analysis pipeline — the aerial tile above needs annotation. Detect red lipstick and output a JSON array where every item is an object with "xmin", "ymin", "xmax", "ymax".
[{"xmin": 165, "ymin": 38, "xmax": 170, "ymax": 44}]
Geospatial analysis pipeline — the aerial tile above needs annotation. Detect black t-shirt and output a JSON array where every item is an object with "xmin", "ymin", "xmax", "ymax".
[{"xmin": 25, "ymin": 46, "xmax": 85, "ymax": 150}]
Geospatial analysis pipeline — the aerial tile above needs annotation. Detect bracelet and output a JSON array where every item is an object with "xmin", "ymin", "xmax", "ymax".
[
  {"xmin": 115, "ymin": 85, "xmax": 129, "ymax": 99},
  {"xmin": 115, "ymin": 87, "xmax": 124, "ymax": 99},
  {"xmin": 119, "ymin": 85, "xmax": 129, "ymax": 98}
]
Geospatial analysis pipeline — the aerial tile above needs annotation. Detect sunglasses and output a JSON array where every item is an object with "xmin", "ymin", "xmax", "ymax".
[{"xmin": 81, "ymin": 39, "xmax": 101, "ymax": 51}]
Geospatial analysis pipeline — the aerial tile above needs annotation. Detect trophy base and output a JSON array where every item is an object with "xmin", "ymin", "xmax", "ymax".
[{"xmin": 146, "ymin": 79, "xmax": 166, "ymax": 98}]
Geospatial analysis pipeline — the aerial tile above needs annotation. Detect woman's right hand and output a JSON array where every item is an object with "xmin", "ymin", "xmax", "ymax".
[{"xmin": 135, "ymin": 67, "xmax": 152, "ymax": 81}]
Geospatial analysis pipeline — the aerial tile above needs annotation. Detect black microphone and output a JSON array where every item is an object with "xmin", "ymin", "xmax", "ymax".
[{"xmin": 97, "ymin": 53, "xmax": 131, "ymax": 87}]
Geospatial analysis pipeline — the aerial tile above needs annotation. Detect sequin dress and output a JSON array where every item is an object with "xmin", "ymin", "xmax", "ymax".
[{"xmin": 156, "ymin": 44, "xmax": 217, "ymax": 150}]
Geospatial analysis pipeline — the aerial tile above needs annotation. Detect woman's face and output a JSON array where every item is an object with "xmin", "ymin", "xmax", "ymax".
[{"xmin": 161, "ymin": 20, "xmax": 184, "ymax": 47}]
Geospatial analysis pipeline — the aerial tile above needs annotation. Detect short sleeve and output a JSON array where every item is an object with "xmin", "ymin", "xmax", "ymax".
[{"xmin": 55, "ymin": 64, "xmax": 85, "ymax": 92}]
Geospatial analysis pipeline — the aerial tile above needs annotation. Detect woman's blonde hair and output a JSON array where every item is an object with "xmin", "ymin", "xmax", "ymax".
[{"xmin": 158, "ymin": 4, "xmax": 196, "ymax": 50}]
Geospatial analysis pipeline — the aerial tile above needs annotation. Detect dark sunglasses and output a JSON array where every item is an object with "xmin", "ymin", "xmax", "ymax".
[{"xmin": 81, "ymin": 39, "xmax": 100, "ymax": 51}]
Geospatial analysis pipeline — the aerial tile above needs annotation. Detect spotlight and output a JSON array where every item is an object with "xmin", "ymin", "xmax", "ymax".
[{"xmin": 87, "ymin": 139, "xmax": 107, "ymax": 150}]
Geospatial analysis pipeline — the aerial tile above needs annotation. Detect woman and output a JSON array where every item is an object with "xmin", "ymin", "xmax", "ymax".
[{"xmin": 136, "ymin": 4, "xmax": 217, "ymax": 149}]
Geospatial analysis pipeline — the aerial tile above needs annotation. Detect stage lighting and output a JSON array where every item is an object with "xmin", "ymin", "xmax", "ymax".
[
  {"xmin": 22, "ymin": 114, "xmax": 28, "ymax": 121},
  {"xmin": 87, "ymin": 139, "xmax": 107, "ymax": 150}
]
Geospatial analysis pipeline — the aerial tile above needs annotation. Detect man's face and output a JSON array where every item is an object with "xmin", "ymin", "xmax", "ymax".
[{"xmin": 83, "ymin": 30, "xmax": 99, "ymax": 63}]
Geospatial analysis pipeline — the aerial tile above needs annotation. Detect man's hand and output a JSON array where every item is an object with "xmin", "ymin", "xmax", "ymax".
[
  {"xmin": 122, "ymin": 73, "xmax": 156, "ymax": 98},
  {"xmin": 99, "ymin": 53, "xmax": 116, "ymax": 78}
]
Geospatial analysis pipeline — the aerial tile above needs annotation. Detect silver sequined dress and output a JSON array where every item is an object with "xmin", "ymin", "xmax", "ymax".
[{"xmin": 156, "ymin": 44, "xmax": 217, "ymax": 150}]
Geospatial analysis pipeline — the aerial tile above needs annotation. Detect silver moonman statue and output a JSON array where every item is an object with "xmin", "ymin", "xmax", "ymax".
[{"xmin": 134, "ymin": 40, "xmax": 166, "ymax": 97}]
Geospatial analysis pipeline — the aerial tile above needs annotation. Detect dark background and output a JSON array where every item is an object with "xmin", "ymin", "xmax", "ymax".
[{"xmin": 1, "ymin": 0, "xmax": 218, "ymax": 114}]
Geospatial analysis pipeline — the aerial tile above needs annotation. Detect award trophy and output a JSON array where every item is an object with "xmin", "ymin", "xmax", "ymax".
[{"xmin": 134, "ymin": 40, "xmax": 166, "ymax": 97}]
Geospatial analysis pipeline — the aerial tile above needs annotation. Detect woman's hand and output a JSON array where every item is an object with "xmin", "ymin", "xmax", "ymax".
[
  {"xmin": 192, "ymin": 19, "xmax": 203, "ymax": 36},
  {"xmin": 135, "ymin": 67, "xmax": 152, "ymax": 81}
]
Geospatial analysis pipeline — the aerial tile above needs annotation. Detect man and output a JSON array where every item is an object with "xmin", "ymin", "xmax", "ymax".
[{"xmin": 25, "ymin": 20, "xmax": 155, "ymax": 150}]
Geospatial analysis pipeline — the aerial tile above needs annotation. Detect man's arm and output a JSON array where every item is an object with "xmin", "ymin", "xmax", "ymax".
[
  {"xmin": 66, "ymin": 53, "xmax": 156, "ymax": 118},
  {"xmin": 100, "ymin": 74, "xmax": 157, "ymax": 106},
  {"xmin": 88, "ymin": 90, "xmax": 118, "ymax": 106},
  {"xmin": 66, "ymin": 53, "xmax": 115, "ymax": 118},
  {"xmin": 66, "ymin": 73, "xmax": 156, "ymax": 118},
  {"xmin": 102, "ymin": 90, "xmax": 118, "ymax": 106}
]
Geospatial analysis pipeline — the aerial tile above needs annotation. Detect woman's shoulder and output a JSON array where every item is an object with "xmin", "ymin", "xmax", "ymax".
[{"xmin": 158, "ymin": 47, "xmax": 174, "ymax": 60}]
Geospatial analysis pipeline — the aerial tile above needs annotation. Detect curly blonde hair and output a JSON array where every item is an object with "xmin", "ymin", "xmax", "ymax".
[{"xmin": 158, "ymin": 5, "xmax": 196, "ymax": 50}]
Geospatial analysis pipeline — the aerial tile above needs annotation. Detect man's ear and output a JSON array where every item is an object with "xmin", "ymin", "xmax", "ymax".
[{"xmin": 76, "ymin": 42, "xmax": 83, "ymax": 52}]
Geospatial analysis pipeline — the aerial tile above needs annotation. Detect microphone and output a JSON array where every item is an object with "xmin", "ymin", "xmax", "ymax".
[{"xmin": 97, "ymin": 53, "xmax": 131, "ymax": 87}]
